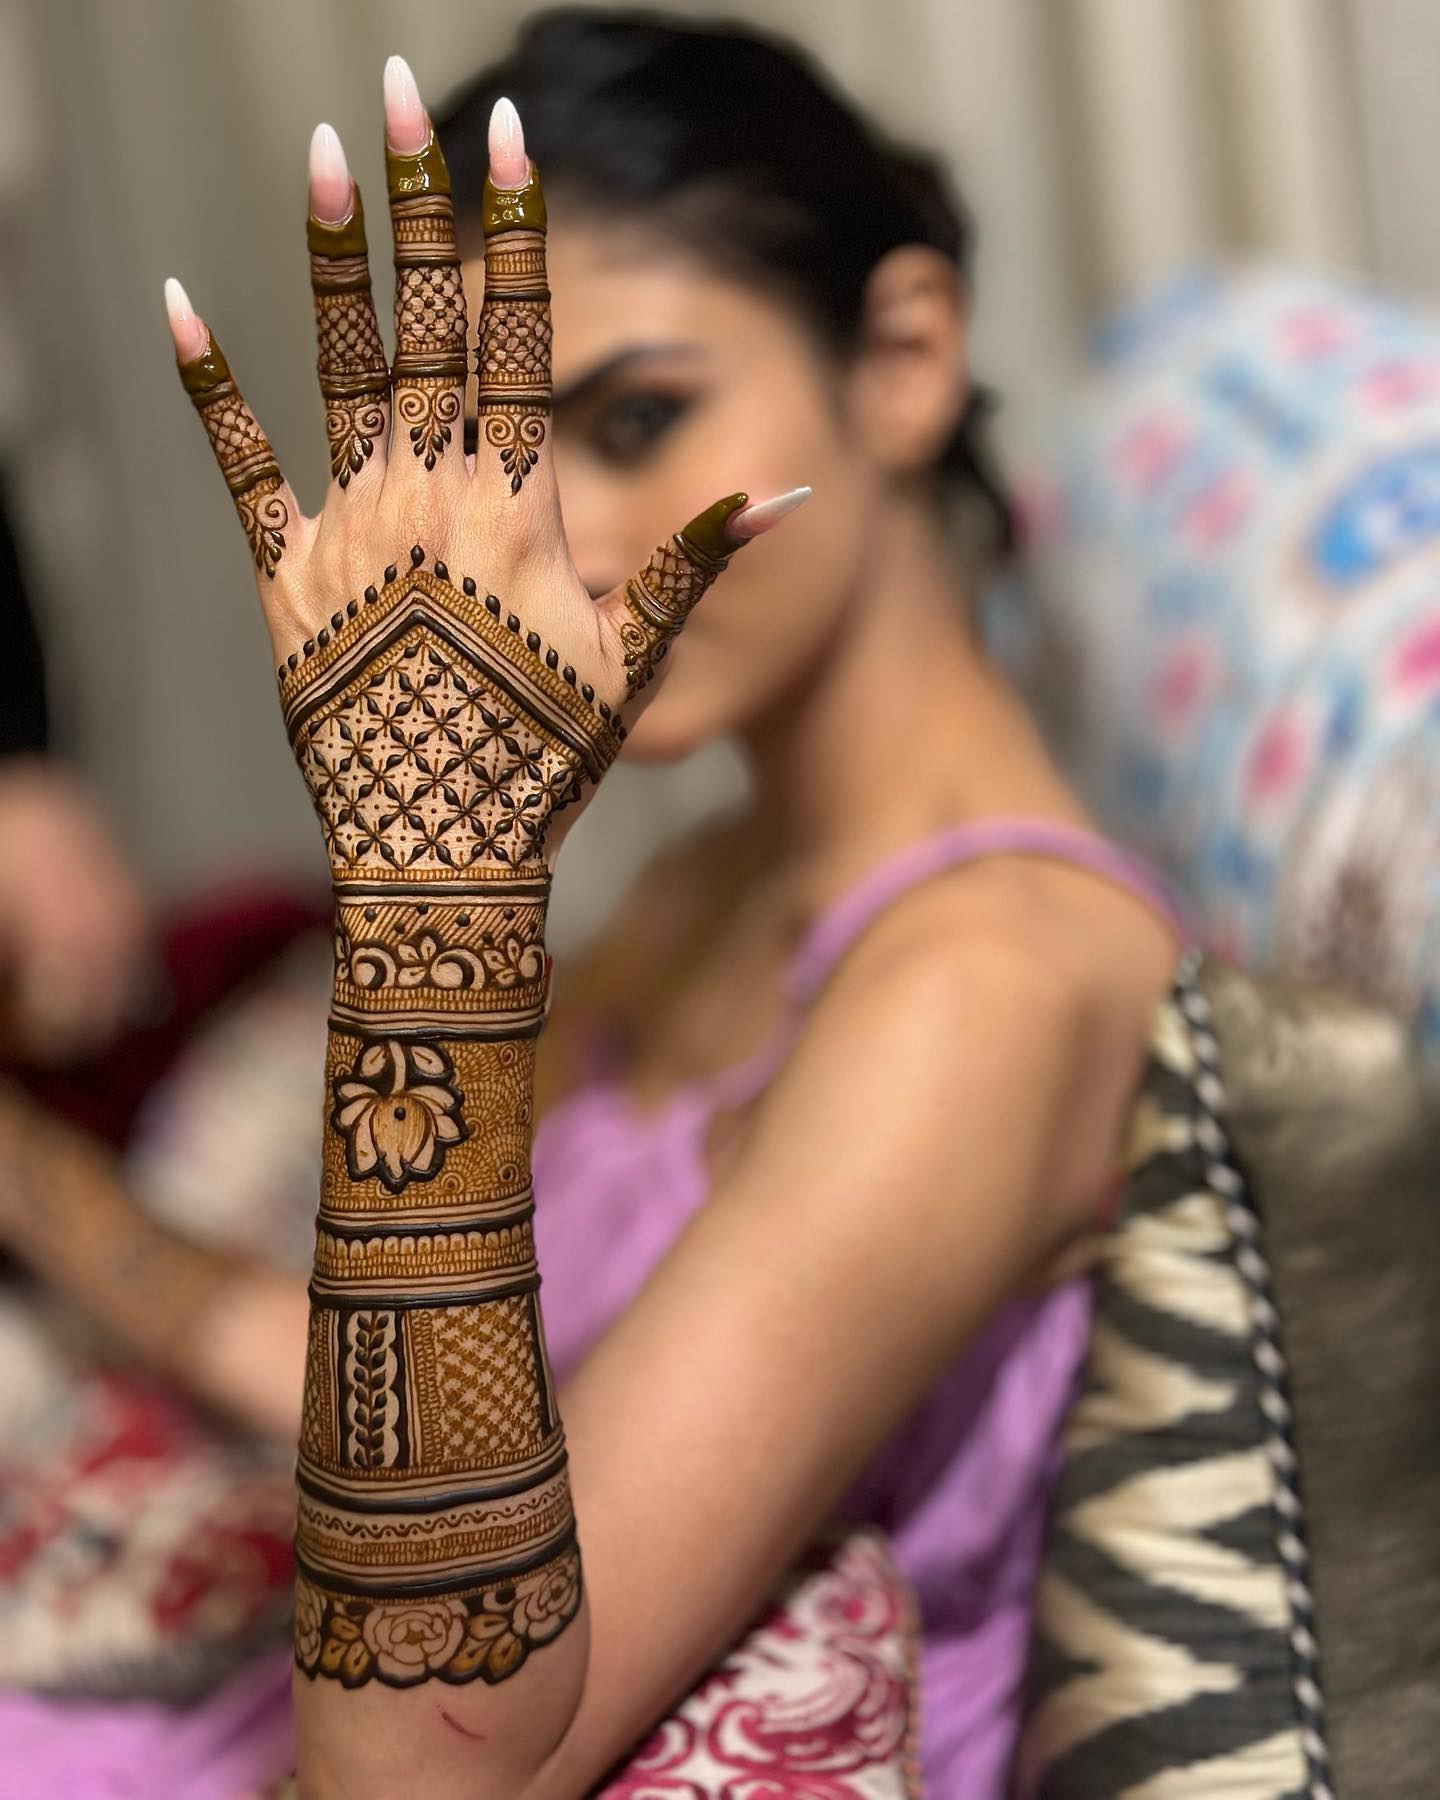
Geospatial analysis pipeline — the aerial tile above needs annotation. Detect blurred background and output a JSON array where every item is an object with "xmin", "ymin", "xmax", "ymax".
[{"xmin": 0, "ymin": 0, "xmax": 1435, "ymax": 942}]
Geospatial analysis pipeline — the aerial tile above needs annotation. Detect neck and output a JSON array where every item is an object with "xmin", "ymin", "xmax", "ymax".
[{"xmin": 741, "ymin": 487, "xmax": 1080, "ymax": 900}]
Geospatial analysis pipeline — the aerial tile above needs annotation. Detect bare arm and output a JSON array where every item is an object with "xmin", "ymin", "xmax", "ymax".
[{"xmin": 520, "ymin": 902, "xmax": 1113, "ymax": 1795}]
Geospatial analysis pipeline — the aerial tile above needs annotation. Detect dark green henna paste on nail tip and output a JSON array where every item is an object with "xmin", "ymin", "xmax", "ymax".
[
  {"xmin": 386, "ymin": 130, "xmax": 452, "ymax": 200},
  {"xmin": 178, "ymin": 332, "xmax": 233, "ymax": 399},
  {"xmin": 307, "ymin": 184, "xmax": 370, "ymax": 258},
  {"xmin": 481, "ymin": 166, "xmax": 547, "ymax": 238},
  {"xmin": 678, "ymin": 492, "xmax": 749, "ymax": 568}
]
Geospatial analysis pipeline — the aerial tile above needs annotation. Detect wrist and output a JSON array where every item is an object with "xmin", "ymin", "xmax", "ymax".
[{"xmin": 330, "ymin": 870, "xmax": 551, "ymax": 1042}]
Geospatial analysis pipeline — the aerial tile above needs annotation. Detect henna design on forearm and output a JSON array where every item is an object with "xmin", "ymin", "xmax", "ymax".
[
  {"xmin": 476, "ymin": 170, "xmax": 552, "ymax": 496},
  {"xmin": 309, "ymin": 190, "xmax": 390, "ymax": 488},
  {"xmin": 285, "ymin": 548, "xmax": 620, "ymax": 1689},
  {"xmin": 620, "ymin": 493, "xmax": 749, "ymax": 692},
  {"xmin": 388, "ymin": 136, "xmax": 467, "ymax": 470},
  {"xmin": 181, "ymin": 337, "xmax": 288, "ymax": 576}
]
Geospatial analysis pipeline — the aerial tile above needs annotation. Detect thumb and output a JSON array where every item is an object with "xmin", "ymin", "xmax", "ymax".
[{"xmin": 599, "ymin": 487, "xmax": 811, "ymax": 698}]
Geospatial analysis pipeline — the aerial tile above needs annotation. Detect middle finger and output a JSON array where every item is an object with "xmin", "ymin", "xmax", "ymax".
[{"xmin": 384, "ymin": 56, "xmax": 468, "ymax": 479}]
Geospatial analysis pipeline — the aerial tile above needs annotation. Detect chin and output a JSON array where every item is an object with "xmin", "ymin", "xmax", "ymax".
[
  {"xmin": 617, "ymin": 666, "xmax": 739, "ymax": 763},
  {"xmin": 616, "ymin": 702, "xmax": 715, "ymax": 764}
]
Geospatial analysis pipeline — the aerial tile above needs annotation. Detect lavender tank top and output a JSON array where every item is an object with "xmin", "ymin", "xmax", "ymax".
[{"xmin": 532, "ymin": 818, "xmax": 1185, "ymax": 1796}]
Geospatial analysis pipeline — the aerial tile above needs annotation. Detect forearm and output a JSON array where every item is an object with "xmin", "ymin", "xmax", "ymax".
[
  {"xmin": 0, "ymin": 1088, "xmax": 306, "ymax": 1438},
  {"xmin": 294, "ymin": 868, "xmax": 588, "ymax": 1787}
]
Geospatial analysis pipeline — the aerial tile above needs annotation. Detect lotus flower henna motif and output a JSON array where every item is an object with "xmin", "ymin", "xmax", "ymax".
[{"xmin": 330, "ymin": 1039, "xmax": 467, "ymax": 1192}]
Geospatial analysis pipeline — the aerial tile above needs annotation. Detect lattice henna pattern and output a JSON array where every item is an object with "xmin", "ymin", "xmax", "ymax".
[
  {"xmin": 288, "ymin": 540, "xmax": 595, "ymax": 1688},
  {"xmin": 186, "ymin": 372, "xmax": 288, "ymax": 575},
  {"xmin": 309, "ymin": 207, "xmax": 390, "ymax": 489},
  {"xmin": 390, "ymin": 185, "xmax": 467, "ymax": 467},
  {"xmin": 478, "ymin": 177, "xmax": 551, "ymax": 496}
]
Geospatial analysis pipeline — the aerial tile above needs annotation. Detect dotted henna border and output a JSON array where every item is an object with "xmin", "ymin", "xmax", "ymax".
[{"xmin": 275, "ymin": 543, "xmax": 625, "ymax": 750}]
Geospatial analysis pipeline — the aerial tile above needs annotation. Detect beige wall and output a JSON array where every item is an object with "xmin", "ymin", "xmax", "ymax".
[{"xmin": 0, "ymin": 0, "xmax": 1408, "ymax": 943}]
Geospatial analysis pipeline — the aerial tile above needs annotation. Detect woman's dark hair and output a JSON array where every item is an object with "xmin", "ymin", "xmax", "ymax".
[{"xmin": 434, "ymin": 9, "xmax": 1015, "ymax": 555}]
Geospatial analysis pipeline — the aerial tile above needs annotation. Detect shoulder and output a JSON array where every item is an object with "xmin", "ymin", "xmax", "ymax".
[{"xmin": 748, "ymin": 859, "xmax": 1173, "ymax": 1253}]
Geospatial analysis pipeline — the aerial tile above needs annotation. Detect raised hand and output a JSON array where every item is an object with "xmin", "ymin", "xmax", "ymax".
[
  {"xmin": 163, "ymin": 57, "xmax": 806, "ymax": 1733},
  {"xmin": 167, "ymin": 64, "xmax": 802, "ymax": 883}
]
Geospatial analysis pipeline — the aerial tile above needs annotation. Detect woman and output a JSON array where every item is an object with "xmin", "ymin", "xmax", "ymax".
[{"xmin": 5, "ymin": 14, "xmax": 1186, "ymax": 1795}]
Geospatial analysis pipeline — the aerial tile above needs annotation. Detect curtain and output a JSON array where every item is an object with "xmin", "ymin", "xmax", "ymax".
[{"xmin": 0, "ymin": 0, "xmax": 1408, "ymax": 925}]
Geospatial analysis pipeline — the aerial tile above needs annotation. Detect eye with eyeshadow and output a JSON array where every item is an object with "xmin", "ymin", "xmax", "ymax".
[{"xmin": 584, "ymin": 388, "xmax": 693, "ymax": 466}]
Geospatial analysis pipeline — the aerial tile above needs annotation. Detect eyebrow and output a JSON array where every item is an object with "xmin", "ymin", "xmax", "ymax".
[{"xmin": 551, "ymin": 341, "xmax": 706, "ymax": 409}]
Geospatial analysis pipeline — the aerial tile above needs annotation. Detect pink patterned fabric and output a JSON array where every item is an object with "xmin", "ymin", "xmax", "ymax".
[
  {"xmin": 597, "ymin": 1532, "xmax": 921, "ymax": 1799},
  {"xmin": 534, "ymin": 818, "xmax": 1182, "ymax": 1795}
]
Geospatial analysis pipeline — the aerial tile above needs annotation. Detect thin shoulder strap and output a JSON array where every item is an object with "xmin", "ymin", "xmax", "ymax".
[
  {"xmin": 701, "ymin": 816, "xmax": 1188, "ymax": 1113},
  {"xmin": 785, "ymin": 816, "xmax": 1189, "ymax": 1007}
]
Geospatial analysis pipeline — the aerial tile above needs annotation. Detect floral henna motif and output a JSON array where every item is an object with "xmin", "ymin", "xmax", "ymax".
[
  {"xmin": 477, "ymin": 171, "xmax": 551, "ymax": 496},
  {"xmin": 294, "ymin": 1546, "xmax": 581, "ymax": 1690},
  {"xmin": 396, "ymin": 377, "xmax": 462, "ymax": 470},
  {"xmin": 330, "ymin": 1040, "xmax": 467, "ymax": 1193}
]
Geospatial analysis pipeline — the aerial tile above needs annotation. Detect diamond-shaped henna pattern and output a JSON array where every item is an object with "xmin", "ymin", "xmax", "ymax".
[{"xmin": 286, "ymin": 559, "xmax": 613, "ymax": 1689}]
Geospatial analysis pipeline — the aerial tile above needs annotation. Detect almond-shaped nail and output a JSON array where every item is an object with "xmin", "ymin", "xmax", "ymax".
[
  {"xmin": 163, "ymin": 276, "xmax": 208, "ymax": 363},
  {"xmin": 309, "ymin": 122, "xmax": 352, "ymax": 224},
  {"xmin": 727, "ymin": 485, "xmax": 813, "ymax": 542},
  {"xmin": 383, "ymin": 54, "xmax": 428, "ymax": 154},
  {"xmin": 488, "ymin": 96, "xmax": 528, "ymax": 190}
]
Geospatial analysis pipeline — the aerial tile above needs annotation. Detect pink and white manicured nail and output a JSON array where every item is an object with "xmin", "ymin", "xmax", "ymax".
[
  {"xmin": 163, "ymin": 276, "xmax": 208, "ymax": 363},
  {"xmin": 309, "ymin": 122, "xmax": 352, "ymax": 225},
  {"xmin": 383, "ymin": 54, "xmax": 429, "ymax": 155},
  {"xmin": 727, "ymin": 486, "xmax": 813, "ymax": 542},
  {"xmin": 488, "ymin": 96, "xmax": 529, "ymax": 190}
]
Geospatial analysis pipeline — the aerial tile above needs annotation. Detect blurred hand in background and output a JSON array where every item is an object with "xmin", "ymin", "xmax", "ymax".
[{"xmin": 0, "ymin": 758, "xmax": 149, "ymax": 1062}]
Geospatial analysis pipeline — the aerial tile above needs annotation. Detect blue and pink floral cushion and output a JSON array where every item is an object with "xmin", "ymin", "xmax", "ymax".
[{"xmin": 1010, "ymin": 267, "xmax": 1440, "ymax": 1056}]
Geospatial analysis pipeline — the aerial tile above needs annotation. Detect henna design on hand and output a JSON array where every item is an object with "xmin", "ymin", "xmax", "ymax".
[
  {"xmin": 309, "ymin": 190, "xmax": 390, "ymax": 488},
  {"xmin": 477, "ymin": 170, "xmax": 551, "ymax": 496},
  {"xmin": 284, "ymin": 548, "xmax": 618, "ymax": 1688},
  {"xmin": 388, "ymin": 135, "xmax": 467, "ymax": 469},
  {"xmin": 180, "ymin": 336, "xmax": 288, "ymax": 576},
  {"xmin": 620, "ymin": 493, "xmax": 750, "ymax": 692},
  {"xmin": 169, "ymin": 81, "xmax": 769, "ymax": 1696}
]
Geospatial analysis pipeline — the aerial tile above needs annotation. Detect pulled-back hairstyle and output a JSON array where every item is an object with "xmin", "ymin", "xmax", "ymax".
[{"xmin": 434, "ymin": 9, "xmax": 1014, "ymax": 553}]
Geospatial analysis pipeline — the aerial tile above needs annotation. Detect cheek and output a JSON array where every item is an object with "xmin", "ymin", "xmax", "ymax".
[{"xmin": 622, "ymin": 421, "xmax": 877, "ymax": 760}]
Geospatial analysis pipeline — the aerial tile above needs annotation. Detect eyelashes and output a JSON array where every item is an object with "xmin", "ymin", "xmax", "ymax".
[{"xmin": 586, "ymin": 390, "xmax": 691, "ymax": 464}]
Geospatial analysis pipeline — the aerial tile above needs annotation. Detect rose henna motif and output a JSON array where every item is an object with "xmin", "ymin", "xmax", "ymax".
[{"xmin": 294, "ymin": 1547, "xmax": 582, "ymax": 1688}]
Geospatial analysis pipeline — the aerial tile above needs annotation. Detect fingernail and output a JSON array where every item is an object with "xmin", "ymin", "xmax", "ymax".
[
  {"xmin": 727, "ymin": 485, "xmax": 813, "ymax": 541},
  {"xmin": 383, "ymin": 54, "xmax": 428, "ymax": 154},
  {"xmin": 309, "ymin": 122, "xmax": 352, "ymax": 224},
  {"xmin": 164, "ymin": 276, "xmax": 208, "ymax": 363},
  {"xmin": 488, "ymin": 96, "xmax": 528, "ymax": 190}
]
